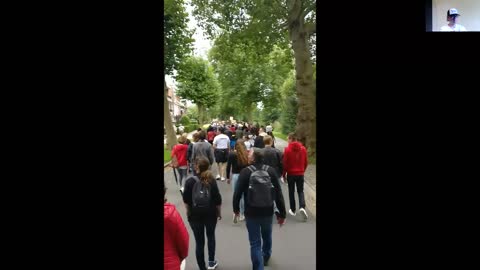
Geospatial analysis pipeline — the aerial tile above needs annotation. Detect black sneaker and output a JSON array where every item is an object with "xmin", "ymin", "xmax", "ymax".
[{"xmin": 208, "ymin": 260, "xmax": 218, "ymax": 269}]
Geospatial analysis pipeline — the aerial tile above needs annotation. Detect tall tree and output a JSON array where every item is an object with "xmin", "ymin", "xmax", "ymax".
[
  {"xmin": 259, "ymin": 45, "xmax": 294, "ymax": 125},
  {"xmin": 209, "ymin": 38, "xmax": 291, "ymax": 123},
  {"xmin": 164, "ymin": 0, "xmax": 194, "ymax": 150},
  {"xmin": 176, "ymin": 57, "xmax": 219, "ymax": 125},
  {"xmin": 191, "ymin": 0, "xmax": 316, "ymax": 158},
  {"xmin": 279, "ymin": 71, "xmax": 298, "ymax": 134}
]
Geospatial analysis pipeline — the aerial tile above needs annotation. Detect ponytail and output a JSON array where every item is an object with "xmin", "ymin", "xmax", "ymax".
[{"xmin": 200, "ymin": 170, "xmax": 213, "ymax": 186}]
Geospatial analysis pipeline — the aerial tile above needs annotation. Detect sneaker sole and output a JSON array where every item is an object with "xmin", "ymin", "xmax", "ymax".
[
  {"xmin": 300, "ymin": 210, "xmax": 308, "ymax": 221},
  {"xmin": 208, "ymin": 263, "xmax": 218, "ymax": 269}
]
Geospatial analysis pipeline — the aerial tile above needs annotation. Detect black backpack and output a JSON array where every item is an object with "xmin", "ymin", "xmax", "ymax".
[
  {"xmin": 191, "ymin": 177, "xmax": 211, "ymax": 213},
  {"xmin": 246, "ymin": 165, "xmax": 274, "ymax": 208}
]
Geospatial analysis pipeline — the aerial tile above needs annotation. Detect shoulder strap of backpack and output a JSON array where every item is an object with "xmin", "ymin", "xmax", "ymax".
[
  {"xmin": 261, "ymin": 165, "xmax": 270, "ymax": 171},
  {"xmin": 247, "ymin": 165, "xmax": 256, "ymax": 173}
]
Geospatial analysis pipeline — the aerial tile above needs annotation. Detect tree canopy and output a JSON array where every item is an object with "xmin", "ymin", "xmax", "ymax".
[
  {"xmin": 176, "ymin": 56, "xmax": 220, "ymax": 124},
  {"xmin": 164, "ymin": 0, "xmax": 194, "ymax": 76},
  {"xmin": 190, "ymin": 0, "xmax": 317, "ymax": 158},
  {"xmin": 164, "ymin": 0, "xmax": 194, "ymax": 150}
]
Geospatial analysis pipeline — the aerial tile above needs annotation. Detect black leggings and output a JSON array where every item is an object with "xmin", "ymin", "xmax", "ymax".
[
  {"xmin": 189, "ymin": 220, "xmax": 217, "ymax": 270},
  {"xmin": 287, "ymin": 175, "xmax": 306, "ymax": 212}
]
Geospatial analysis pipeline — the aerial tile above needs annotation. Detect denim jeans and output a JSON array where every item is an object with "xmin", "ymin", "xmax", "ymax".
[
  {"xmin": 232, "ymin": 173, "xmax": 245, "ymax": 215},
  {"xmin": 177, "ymin": 167, "xmax": 187, "ymax": 187},
  {"xmin": 189, "ymin": 220, "xmax": 217, "ymax": 270},
  {"xmin": 245, "ymin": 215, "xmax": 273, "ymax": 270},
  {"xmin": 287, "ymin": 175, "xmax": 306, "ymax": 212},
  {"xmin": 189, "ymin": 162, "xmax": 194, "ymax": 175}
]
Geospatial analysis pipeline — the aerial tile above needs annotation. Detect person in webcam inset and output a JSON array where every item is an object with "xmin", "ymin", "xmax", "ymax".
[{"xmin": 440, "ymin": 8, "xmax": 467, "ymax": 32}]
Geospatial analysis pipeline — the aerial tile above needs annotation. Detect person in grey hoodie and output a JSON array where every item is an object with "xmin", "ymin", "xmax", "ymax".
[{"xmin": 192, "ymin": 130, "xmax": 215, "ymax": 173}]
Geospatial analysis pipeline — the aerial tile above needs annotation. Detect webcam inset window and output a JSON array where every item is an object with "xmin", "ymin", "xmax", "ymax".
[{"xmin": 427, "ymin": 0, "xmax": 480, "ymax": 31}]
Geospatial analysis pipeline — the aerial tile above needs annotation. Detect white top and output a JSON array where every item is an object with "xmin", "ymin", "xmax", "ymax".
[
  {"xmin": 244, "ymin": 140, "xmax": 253, "ymax": 151},
  {"xmin": 440, "ymin": 24, "xmax": 467, "ymax": 32},
  {"xmin": 213, "ymin": 134, "xmax": 230, "ymax": 149}
]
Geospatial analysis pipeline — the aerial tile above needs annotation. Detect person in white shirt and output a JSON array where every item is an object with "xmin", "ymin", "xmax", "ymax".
[
  {"xmin": 440, "ymin": 8, "xmax": 467, "ymax": 32},
  {"xmin": 213, "ymin": 127, "xmax": 230, "ymax": 181},
  {"xmin": 266, "ymin": 124, "xmax": 273, "ymax": 133}
]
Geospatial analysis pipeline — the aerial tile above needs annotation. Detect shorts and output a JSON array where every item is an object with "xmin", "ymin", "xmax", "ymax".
[{"xmin": 214, "ymin": 148, "xmax": 229, "ymax": 163}]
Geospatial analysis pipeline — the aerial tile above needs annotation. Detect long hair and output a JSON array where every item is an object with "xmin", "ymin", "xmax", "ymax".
[
  {"xmin": 235, "ymin": 139, "xmax": 248, "ymax": 166},
  {"xmin": 196, "ymin": 157, "xmax": 213, "ymax": 186},
  {"xmin": 192, "ymin": 132, "xmax": 199, "ymax": 142}
]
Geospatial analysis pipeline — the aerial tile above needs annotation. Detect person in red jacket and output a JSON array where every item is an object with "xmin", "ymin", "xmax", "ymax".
[
  {"xmin": 282, "ymin": 132, "xmax": 309, "ymax": 221},
  {"xmin": 164, "ymin": 186, "xmax": 189, "ymax": 270},
  {"xmin": 207, "ymin": 126, "xmax": 216, "ymax": 145},
  {"xmin": 171, "ymin": 135, "xmax": 189, "ymax": 192}
]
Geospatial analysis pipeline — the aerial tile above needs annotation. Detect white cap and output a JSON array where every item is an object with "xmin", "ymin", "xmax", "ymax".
[{"xmin": 448, "ymin": 8, "xmax": 460, "ymax": 16}]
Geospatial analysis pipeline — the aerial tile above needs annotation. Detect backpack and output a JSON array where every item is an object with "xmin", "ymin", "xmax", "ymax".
[
  {"xmin": 246, "ymin": 165, "xmax": 274, "ymax": 208},
  {"xmin": 191, "ymin": 176, "xmax": 211, "ymax": 213}
]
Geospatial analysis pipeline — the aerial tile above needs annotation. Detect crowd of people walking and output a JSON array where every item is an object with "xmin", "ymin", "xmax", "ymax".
[{"xmin": 166, "ymin": 120, "xmax": 310, "ymax": 270}]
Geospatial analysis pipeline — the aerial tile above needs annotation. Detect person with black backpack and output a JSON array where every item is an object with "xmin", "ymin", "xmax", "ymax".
[
  {"xmin": 233, "ymin": 149, "xmax": 286, "ymax": 269},
  {"xmin": 183, "ymin": 157, "xmax": 222, "ymax": 270}
]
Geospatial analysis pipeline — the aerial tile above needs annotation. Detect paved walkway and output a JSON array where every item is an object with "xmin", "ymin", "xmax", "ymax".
[{"xmin": 164, "ymin": 163, "xmax": 316, "ymax": 269}]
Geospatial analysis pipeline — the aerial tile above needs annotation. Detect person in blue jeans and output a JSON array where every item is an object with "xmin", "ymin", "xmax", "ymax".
[
  {"xmin": 233, "ymin": 150, "xmax": 286, "ymax": 269},
  {"xmin": 226, "ymin": 139, "xmax": 249, "ymax": 223}
]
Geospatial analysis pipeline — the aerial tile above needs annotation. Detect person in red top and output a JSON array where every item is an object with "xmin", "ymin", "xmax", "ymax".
[
  {"xmin": 164, "ymin": 185, "xmax": 189, "ymax": 270},
  {"xmin": 171, "ymin": 135, "xmax": 189, "ymax": 192},
  {"xmin": 282, "ymin": 132, "xmax": 309, "ymax": 221},
  {"xmin": 207, "ymin": 126, "xmax": 216, "ymax": 145}
]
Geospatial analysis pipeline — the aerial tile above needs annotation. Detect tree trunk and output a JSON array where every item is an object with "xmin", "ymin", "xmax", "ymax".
[
  {"xmin": 289, "ymin": 18, "xmax": 316, "ymax": 159},
  {"xmin": 164, "ymin": 78, "xmax": 177, "ymax": 150}
]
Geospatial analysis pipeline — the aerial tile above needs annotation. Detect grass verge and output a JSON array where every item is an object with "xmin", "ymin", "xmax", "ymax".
[{"xmin": 164, "ymin": 145, "xmax": 171, "ymax": 163}]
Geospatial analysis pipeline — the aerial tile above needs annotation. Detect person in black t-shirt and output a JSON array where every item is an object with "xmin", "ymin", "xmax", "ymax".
[{"xmin": 183, "ymin": 157, "xmax": 222, "ymax": 270}]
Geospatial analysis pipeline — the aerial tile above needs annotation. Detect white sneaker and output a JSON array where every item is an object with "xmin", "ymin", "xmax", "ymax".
[
  {"xmin": 299, "ymin": 208, "xmax": 308, "ymax": 221},
  {"xmin": 180, "ymin": 187, "xmax": 184, "ymax": 193},
  {"xmin": 239, "ymin": 214, "xmax": 245, "ymax": 221},
  {"xmin": 288, "ymin": 209, "xmax": 296, "ymax": 216},
  {"xmin": 221, "ymin": 177, "xmax": 226, "ymax": 181},
  {"xmin": 216, "ymin": 174, "xmax": 221, "ymax": 180},
  {"xmin": 233, "ymin": 213, "xmax": 239, "ymax": 224}
]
